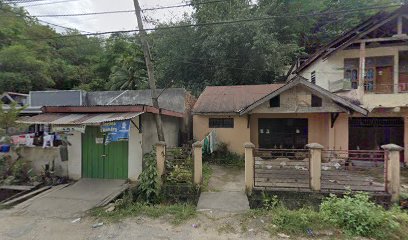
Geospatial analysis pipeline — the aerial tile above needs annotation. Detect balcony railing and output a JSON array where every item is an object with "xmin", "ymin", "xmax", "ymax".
[{"xmin": 364, "ymin": 82, "xmax": 408, "ymax": 94}]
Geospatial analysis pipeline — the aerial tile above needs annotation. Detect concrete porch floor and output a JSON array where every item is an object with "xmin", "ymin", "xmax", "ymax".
[
  {"xmin": 197, "ymin": 165, "xmax": 249, "ymax": 213},
  {"xmin": 10, "ymin": 178, "xmax": 128, "ymax": 219}
]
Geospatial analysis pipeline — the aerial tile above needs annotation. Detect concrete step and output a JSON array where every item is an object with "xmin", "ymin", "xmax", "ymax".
[{"xmin": 197, "ymin": 191, "xmax": 250, "ymax": 214}]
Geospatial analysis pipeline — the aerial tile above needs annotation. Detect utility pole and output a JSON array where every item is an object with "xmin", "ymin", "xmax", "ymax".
[{"xmin": 133, "ymin": 0, "xmax": 165, "ymax": 142}]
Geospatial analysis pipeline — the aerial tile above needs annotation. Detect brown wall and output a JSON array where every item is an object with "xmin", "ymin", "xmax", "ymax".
[{"xmin": 193, "ymin": 115, "xmax": 250, "ymax": 154}]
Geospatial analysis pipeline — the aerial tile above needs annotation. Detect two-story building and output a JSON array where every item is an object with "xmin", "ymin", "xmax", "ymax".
[
  {"xmin": 290, "ymin": 5, "xmax": 408, "ymax": 162},
  {"xmin": 193, "ymin": 5, "xmax": 408, "ymax": 163}
]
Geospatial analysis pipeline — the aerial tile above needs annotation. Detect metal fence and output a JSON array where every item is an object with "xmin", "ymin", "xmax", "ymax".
[
  {"xmin": 254, "ymin": 148, "xmax": 310, "ymax": 191},
  {"xmin": 321, "ymin": 149, "xmax": 387, "ymax": 192},
  {"xmin": 253, "ymin": 148, "xmax": 388, "ymax": 193}
]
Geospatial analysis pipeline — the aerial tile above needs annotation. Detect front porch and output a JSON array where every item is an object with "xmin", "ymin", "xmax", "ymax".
[{"xmin": 249, "ymin": 113, "xmax": 348, "ymax": 151}]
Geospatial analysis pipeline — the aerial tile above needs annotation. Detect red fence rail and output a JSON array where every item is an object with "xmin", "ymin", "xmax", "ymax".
[{"xmin": 254, "ymin": 148, "xmax": 310, "ymax": 160}]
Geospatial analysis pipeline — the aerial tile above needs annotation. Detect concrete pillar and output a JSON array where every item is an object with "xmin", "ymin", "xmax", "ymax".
[
  {"xmin": 244, "ymin": 142, "xmax": 255, "ymax": 194},
  {"xmin": 155, "ymin": 141, "xmax": 166, "ymax": 177},
  {"xmin": 382, "ymin": 144, "xmax": 403, "ymax": 202},
  {"xmin": 404, "ymin": 117, "xmax": 408, "ymax": 164},
  {"xmin": 193, "ymin": 141, "xmax": 203, "ymax": 185},
  {"xmin": 306, "ymin": 143, "xmax": 324, "ymax": 191},
  {"xmin": 328, "ymin": 115, "xmax": 335, "ymax": 150},
  {"xmin": 394, "ymin": 51, "xmax": 399, "ymax": 93},
  {"xmin": 358, "ymin": 42, "xmax": 366, "ymax": 95}
]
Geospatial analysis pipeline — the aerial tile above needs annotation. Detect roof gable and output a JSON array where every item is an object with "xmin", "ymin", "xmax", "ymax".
[
  {"xmin": 295, "ymin": 5, "xmax": 408, "ymax": 73},
  {"xmin": 240, "ymin": 76, "xmax": 368, "ymax": 115}
]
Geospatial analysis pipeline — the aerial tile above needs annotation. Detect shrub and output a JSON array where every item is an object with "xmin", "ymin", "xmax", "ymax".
[
  {"xmin": 271, "ymin": 207, "xmax": 327, "ymax": 235},
  {"xmin": 166, "ymin": 165, "xmax": 192, "ymax": 184},
  {"xmin": 320, "ymin": 192, "xmax": 400, "ymax": 238},
  {"xmin": 204, "ymin": 142, "xmax": 244, "ymax": 167},
  {"xmin": 135, "ymin": 150, "xmax": 161, "ymax": 204},
  {"xmin": 262, "ymin": 193, "xmax": 280, "ymax": 210}
]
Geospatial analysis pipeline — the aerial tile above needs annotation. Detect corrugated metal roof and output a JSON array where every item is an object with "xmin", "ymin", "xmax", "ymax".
[
  {"xmin": 193, "ymin": 84, "xmax": 284, "ymax": 114},
  {"xmin": 17, "ymin": 112, "xmax": 143, "ymax": 125}
]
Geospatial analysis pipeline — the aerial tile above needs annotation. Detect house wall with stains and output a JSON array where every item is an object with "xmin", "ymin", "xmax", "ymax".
[
  {"xmin": 299, "ymin": 45, "xmax": 408, "ymax": 109},
  {"xmin": 249, "ymin": 113, "xmax": 348, "ymax": 151},
  {"xmin": 193, "ymin": 115, "xmax": 250, "ymax": 155},
  {"xmin": 141, "ymin": 113, "xmax": 181, "ymax": 154}
]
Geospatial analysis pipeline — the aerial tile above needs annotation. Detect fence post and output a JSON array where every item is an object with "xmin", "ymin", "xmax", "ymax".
[
  {"xmin": 306, "ymin": 143, "xmax": 324, "ymax": 191},
  {"xmin": 244, "ymin": 142, "xmax": 255, "ymax": 194},
  {"xmin": 193, "ymin": 141, "xmax": 203, "ymax": 185},
  {"xmin": 156, "ymin": 141, "xmax": 166, "ymax": 177},
  {"xmin": 381, "ymin": 144, "xmax": 403, "ymax": 202}
]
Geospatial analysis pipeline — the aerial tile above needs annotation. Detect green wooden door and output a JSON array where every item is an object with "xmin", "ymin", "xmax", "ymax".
[{"xmin": 82, "ymin": 126, "xmax": 128, "ymax": 179}]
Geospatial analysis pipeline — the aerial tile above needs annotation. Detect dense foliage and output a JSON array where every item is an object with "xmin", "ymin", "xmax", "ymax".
[
  {"xmin": 0, "ymin": 0, "xmax": 403, "ymax": 95},
  {"xmin": 320, "ymin": 192, "xmax": 406, "ymax": 238},
  {"xmin": 254, "ymin": 192, "xmax": 408, "ymax": 239},
  {"xmin": 135, "ymin": 150, "xmax": 161, "ymax": 204}
]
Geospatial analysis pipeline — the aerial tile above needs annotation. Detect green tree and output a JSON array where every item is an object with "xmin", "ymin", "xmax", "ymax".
[{"xmin": 0, "ymin": 44, "xmax": 53, "ymax": 92}]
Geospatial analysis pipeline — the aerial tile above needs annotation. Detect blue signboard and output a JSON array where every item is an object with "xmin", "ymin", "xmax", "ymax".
[{"xmin": 101, "ymin": 120, "xmax": 130, "ymax": 144}]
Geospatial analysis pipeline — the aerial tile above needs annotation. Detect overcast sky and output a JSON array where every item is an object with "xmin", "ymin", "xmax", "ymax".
[{"xmin": 18, "ymin": 0, "xmax": 192, "ymax": 33}]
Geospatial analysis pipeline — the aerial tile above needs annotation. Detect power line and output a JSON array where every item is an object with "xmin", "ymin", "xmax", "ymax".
[
  {"xmin": 4, "ymin": 0, "xmax": 52, "ymax": 3},
  {"xmin": 0, "ymin": 3, "xmax": 404, "ymax": 41},
  {"xmin": 21, "ymin": 0, "xmax": 229, "ymax": 18},
  {"xmin": 21, "ymin": 0, "xmax": 78, "ymax": 7},
  {"xmin": 0, "ymin": 6, "xmax": 90, "ymax": 33}
]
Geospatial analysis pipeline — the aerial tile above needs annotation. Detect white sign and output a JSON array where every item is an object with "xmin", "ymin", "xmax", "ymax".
[
  {"xmin": 95, "ymin": 138, "xmax": 104, "ymax": 144},
  {"xmin": 53, "ymin": 125, "xmax": 86, "ymax": 133}
]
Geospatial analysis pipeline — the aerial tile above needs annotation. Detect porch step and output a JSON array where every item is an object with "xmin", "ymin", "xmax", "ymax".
[
  {"xmin": 197, "ymin": 191, "xmax": 249, "ymax": 214},
  {"xmin": 3, "ymin": 186, "xmax": 51, "ymax": 206}
]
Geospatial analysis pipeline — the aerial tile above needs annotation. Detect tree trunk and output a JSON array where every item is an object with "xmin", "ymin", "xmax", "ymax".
[{"xmin": 133, "ymin": 0, "xmax": 165, "ymax": 142}]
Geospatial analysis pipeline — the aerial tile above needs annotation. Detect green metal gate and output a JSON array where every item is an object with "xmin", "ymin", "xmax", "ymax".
[{"xmin": 82, "ymin": 126, "xmax": 128, "ymax": 179}]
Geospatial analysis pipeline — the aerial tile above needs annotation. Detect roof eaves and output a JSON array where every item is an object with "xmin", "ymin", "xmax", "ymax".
[
  {"xmin": 294, "ymin": 8, "xmax": 400, "ymax": 73},
  {"xmin": 239, "ymin": 76, "xmax": 368, "ymax": 116},
  {"xmin": 192, "ymin": 111, "xmax": 240, "ymax": 116}
]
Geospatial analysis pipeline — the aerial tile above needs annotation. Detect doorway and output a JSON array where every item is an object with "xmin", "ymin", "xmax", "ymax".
[{"xmin": 258, "ymin": 118, "xmax": 308, "ymax": 149}]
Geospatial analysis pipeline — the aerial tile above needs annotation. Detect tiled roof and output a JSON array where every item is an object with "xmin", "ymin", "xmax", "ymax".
[{"xmin": 193, "ymin": 84, "xmax": 284, "ymax": 114}]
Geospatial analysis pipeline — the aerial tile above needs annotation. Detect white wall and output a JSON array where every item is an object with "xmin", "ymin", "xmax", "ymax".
[
  {"xmin": 300, "ymin": 45, "xmax": 408, "ymax": 108},
  {"xmin": 141, "ymin": 113, "xmax": 181, "ymax": 154},
  {"xmin": 128, "ymin": 117, "xmax": 143, "ymax": 181},
  {"xmin": 301, "ymin": 46, "xmax": 408, "ymax": 88},
  {"xmin": 20, "ymin": 146, "xmax": 68, "ymax": 177},
  {"xmin": 67, "ymin": 131, "xmax": 82, "ymax": 180}
]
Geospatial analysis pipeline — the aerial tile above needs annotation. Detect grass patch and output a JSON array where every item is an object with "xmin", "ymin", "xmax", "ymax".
[
  {"xmin": 218, "ymin": 222, "xmax": 236, "ymax": 234},
  {"xmin": 241, "ymin": 208, "xmax": 338, "ymax": 238},
  {"xmin": 91, "ymin": 203, "xmax": 196, "ymax": 225},
  {"xmin": 201, "ymin": 162, "xmax": 213, "ymax": 192},
  {"xmin": 243, "ymin": 192, "xmax": 408, "ymax": 239}
]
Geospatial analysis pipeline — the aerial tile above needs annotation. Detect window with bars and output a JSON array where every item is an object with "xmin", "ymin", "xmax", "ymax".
[
  {"xmin": 311, "ymin": 71, "xmax": 316, "ymax": 84},
  {"xmin": 209, "ymin": 118, "xmax": 234, "ymax": 128}
]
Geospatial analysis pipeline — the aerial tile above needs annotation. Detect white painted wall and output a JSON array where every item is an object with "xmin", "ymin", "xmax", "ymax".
[
  {"xmin": 128, "ymin": 116, "xmax": 143, "ymax": 181},
  {"xmin": 141, "ymin": 113, "xmax": 181, "ymax": 154},
  {"xmin": 20, "ymin": 146, "xmax": 68, "ymax": 177},
  {"xmin": 300, "ymin": 45, "xmax": 408, "ymax": 108},
  {"xmin": 67, "ymin": 131, "xmax": 82, "ymax": 180}
]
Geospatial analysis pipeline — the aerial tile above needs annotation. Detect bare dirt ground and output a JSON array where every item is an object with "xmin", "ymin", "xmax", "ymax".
[{"xmin": 0, "ymin": 209, "xmax": 284, "ymax": 240}]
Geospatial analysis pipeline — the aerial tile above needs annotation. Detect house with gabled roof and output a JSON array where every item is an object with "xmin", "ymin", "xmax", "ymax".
[
  {"xmin": 288, "ymin": 4, "xmax": 408, "ymax": 162},
  {"xmin": 193, "ymin": 76, "xmax": 367, "ymax": 154},
  {"xmin": 194, "ymin": 5, "xmax": 408, "ymax": 161}
]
